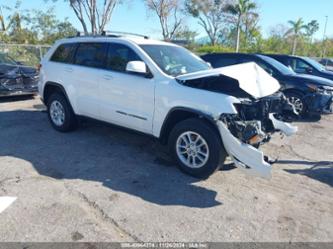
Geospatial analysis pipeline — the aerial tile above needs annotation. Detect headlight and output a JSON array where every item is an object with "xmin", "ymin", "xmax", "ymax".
[{"xmin": 321, "ymin": 85, "xmax": 333, "ymax": 91}]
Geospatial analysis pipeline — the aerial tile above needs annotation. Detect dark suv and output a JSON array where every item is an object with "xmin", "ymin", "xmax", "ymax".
[
  {"xmin": 201, "ymin": 53, "xmax": 333, "ymax": 116},
  {"xmin": 0, "ymin": 53, "xmax": 39, "ymax": 97},
  {"xmin": 265, "ymin": 54, "xmax": 333, "ymax": 81}
]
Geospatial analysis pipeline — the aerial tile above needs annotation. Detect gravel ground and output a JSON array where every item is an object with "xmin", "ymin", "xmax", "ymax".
[{"xmin": 0, "ymin": 96, "xmax": 332, "ymax": 242}]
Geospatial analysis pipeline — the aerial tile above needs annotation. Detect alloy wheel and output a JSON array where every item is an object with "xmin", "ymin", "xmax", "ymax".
[
  {"xmin": 288, "ymin": 96, "xmax": 304, "ymax": 114},
  {"xmin": 176, "ymin": 131, "xmax": 210, "ymax": 169},
  {"xmin": 50, "ymin": 100, "xmax": 65, "ymax": 126}
]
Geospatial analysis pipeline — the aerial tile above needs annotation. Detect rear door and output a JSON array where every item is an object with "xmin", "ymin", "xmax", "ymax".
[
  {"xmin": 98, "ymin": 42, "xmax": 155, "ymax": 134},
  {"xmin": 70, "ymin": 42, "xmax": 108, "ymax": 119}
]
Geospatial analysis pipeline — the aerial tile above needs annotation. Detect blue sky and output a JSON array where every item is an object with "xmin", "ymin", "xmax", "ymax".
[{"xmin": 3, "ymin": 0, "xmax": 333, "ymax": 40}]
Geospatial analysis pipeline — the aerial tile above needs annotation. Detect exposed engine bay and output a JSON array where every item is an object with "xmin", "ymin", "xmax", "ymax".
[{"xmin": 220, "ymin": 92, "xmax": 297, "ymax": 146}]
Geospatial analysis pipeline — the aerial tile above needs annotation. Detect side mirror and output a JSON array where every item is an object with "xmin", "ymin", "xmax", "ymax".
[
  {"xmin": 126, "ymin": 61, "xmax": 147, "ymax": 75},
  {"xmin": 306, "ymin": 67, "xmax": 313, "ymax": 74}
]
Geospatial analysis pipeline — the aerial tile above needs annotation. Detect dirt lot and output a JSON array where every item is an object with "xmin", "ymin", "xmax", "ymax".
[{"xmin": 0, "ymin": 96, "xmax": 332, "ymax": 242}]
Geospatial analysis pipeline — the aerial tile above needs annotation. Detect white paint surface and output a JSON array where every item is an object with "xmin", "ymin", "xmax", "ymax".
[
  {"xmin": 176, "ymin": 62, "xmax": 281, "ymax": 98},
  {"xmin": 0, "ymin": 197, "xmax": 17, "ymax": 214}
]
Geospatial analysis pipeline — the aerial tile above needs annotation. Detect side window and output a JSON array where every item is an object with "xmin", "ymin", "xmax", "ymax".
[
  {"xmin": 212, "ymin": 57, "xmax": 239, "ymax": 68},
  {"xmin": 255, "ymin": 61, "xmax": 275, "ymax": 76},
  {"xmin": 50, "ymin": 43, "xmax": 77, "ymax": 63},
  {"xmin": 290, "ymin": 59, "xmax": 313, "ymax": 73},
  {"xmin": 74, "ymin": 43, "xmax": 108, "ymax": 69},
  {"xmin": 106, "ymin": 43, "xmax": 142, "ymax": 72}
]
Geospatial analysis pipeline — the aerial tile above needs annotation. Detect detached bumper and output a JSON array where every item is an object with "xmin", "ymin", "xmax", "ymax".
[
  {"xmin": 217, "ymin": 116, "xmax": 297, "ymax": 179},
  {"xmin": 217, "ymin": 121, "xmax": 272, "ymax": 179},
  {"xmin": 304, "ymin": 92, "xmax": 333, "ymax": 114}
]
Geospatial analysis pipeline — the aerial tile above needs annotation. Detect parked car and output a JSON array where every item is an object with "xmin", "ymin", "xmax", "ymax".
[
  {"xmin": 201, "ymin": 53, "xmax": 333, "ymax": 116},
  {"xmin": 39, "ymin": 33, "xmax": 297, "ymax": 179},
  {"xmin": 265, "ymin": 54, "xmax": 333, "ymax": 81},
  {"xmin": 319, "ymin": 58, "xmax": 333, "ymax": 71},
  {"xmin": 0, "ymin": 53, "xmax": 39, "ymax": 97}
]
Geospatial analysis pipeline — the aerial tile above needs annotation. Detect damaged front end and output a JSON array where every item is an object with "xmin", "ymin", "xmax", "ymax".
[
  {"xmin": 0, "ymin": 66, "xmax": 39, "ymax": 96},
  {"xmin": 177, "ymin": 62, "xmax": 298, "ymax": 179},
  {"xmin": 217, "ymin": 94, "xmax": 298, "ymax": 179}
]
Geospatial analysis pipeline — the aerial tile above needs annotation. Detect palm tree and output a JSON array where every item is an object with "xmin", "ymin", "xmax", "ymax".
[
  {"xmin": 305, "ymin": 20, "xmax": 319, "ymax": 44},
  {"xmin": 286, "ymin": 18, "xmax": 306, "ymax": 55},
  {"xmin": 225, "ymin": 0, "xmax": 257, "ymax": 52}
]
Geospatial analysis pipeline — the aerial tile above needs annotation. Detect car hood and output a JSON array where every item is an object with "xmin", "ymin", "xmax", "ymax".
[
  {"xmin": 176, "ymin": 62, "xmax": 281, "ymax": 99},
  {"xmin": 319, "ymin": 70, "xmax": 333, "ymax": 79},
  {"xmin": 290, "ymin": 73, "xmax": 333, "ymax": 87}
]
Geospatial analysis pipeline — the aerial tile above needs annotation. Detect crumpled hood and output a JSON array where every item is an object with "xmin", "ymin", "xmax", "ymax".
[{"xmin": 176, "ymin": 62, "xmax": 281, "ymax": 98}]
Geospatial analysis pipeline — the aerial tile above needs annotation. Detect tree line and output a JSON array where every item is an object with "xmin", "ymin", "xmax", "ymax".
[{"xmin": 0, "ymin": 0, "xmax": 331, "ymax": 57}]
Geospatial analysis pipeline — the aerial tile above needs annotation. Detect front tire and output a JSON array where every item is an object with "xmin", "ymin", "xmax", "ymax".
[
  {"xmin": 47, "ymin": 92, "xmax": 77, "ymax": 132},
  {"xmin": 168, "ymin": 118, "xmax": 227, "ymax": 179},
  {"xmin": 285, "ymin": 91, "xmax": 306, "ymax": 116}
]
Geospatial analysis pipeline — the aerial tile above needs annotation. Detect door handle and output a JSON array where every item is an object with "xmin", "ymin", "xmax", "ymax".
[
  {"xmin": 103, "ymin": 75, "xmax": 113, "ymax": 80},
  {"xmin": 65, "ymin": 67, "xmax": 73, "ymax": 73}
]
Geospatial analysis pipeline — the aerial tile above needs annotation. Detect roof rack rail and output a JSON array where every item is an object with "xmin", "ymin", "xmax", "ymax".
[
  {"xmin": 73, "ymin": 32, "xmax": 120, "ymax": 38},
  {"xmin": 71, "ymin": 31, "xmax": 149, "ymax": 39},
  {"xmin": 102, "ymin": 31, "xmax": 149, "ymax": 39}
]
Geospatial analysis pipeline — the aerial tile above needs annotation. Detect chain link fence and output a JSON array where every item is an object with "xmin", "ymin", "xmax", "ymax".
[{"xmin": 0, "ymin": 44, "xmax": 51, "ymax": 67}]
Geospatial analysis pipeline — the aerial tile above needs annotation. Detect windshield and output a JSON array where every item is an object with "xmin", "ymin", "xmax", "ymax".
[
  {"xmin": 302, "ymin": 57, "xmax": 325, "ymax": 71},
  {"xmin": 140, "ymin": 45, "xmax": 210, "ymax": 76},
  {"xmin": 0, "ymin": 53, "xmax": 17, "ymax": 65},
  {"xmin": 257, "ymin": 55, "xmax": 295, "ymax": 75}
]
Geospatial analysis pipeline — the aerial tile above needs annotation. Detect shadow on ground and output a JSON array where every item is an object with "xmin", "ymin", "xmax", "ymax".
[
  {"xmin": 0, "ymin": 109, "xmax": 222, "ymax": 208},
  {"xmin": 279, "ymin": 160, "xmax": 333, "ymax": 187}
]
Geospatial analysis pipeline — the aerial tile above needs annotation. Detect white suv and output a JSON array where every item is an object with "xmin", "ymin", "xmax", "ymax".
[{"xmin": 39, "ymin": 33, "xmax": 297, "ymax": 179}]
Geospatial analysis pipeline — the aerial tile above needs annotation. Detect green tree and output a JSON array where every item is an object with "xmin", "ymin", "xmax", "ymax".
[
  {"xmin": 286, "ymin": 18, "xmax": 306, "ymax": 55},
  {"xmin": 173, "ymin": 26, "xmax": 198, "ymax": 44},
  {"xmin": 29, "ymin": 8, "xmax": 77, "ymax": 44},
  {"xmin": 305, "ymin": 20, "xmax": 319, "ymax": 44},
  {"xmin": 186, "ymin": 0, "xmax": 228, "ymax": 45},
  {"xmin": 225, "ymin": 0, "xmax": 258, "ymax": 52}
]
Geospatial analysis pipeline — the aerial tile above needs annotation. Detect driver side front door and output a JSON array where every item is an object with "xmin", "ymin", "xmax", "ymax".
[{"xmin": 99, "ymin": 43, "xmax": 155, "ymax": 134}]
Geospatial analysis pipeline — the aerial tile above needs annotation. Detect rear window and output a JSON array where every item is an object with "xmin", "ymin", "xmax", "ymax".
[
  {"xmin": 50, "ymin": 43, "xmax": 77, "ymax": 63},
  {"xmin": 74, "ymin": 43, "xmax": 108, "ymax": 69}
]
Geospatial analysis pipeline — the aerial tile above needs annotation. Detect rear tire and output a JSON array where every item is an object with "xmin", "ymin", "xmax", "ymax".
[
  {"xmin": 168, "ymin": 118, "xmax": 227, "ymax": 179},
  {"xmin": 47, "ymin": 92, "xmax": 77, "ymax": 132}
]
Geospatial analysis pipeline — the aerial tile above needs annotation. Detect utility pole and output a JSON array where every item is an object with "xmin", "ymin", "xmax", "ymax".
[{"xmin": 321, "ymin": 15, "xmax": 328, "ymax": 58}]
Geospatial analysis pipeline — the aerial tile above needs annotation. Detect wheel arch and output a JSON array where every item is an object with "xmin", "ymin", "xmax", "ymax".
[
  {"xmin": 43, "ymin": 82, "xmax": 71, "ymax": 106},
  {"xmin": 283, "ymin": 88, "xmax": 306, "ymax": 97},
  {"xmin": 159, "ymin": 107, "xmax": 221, "ymax": 145}
]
